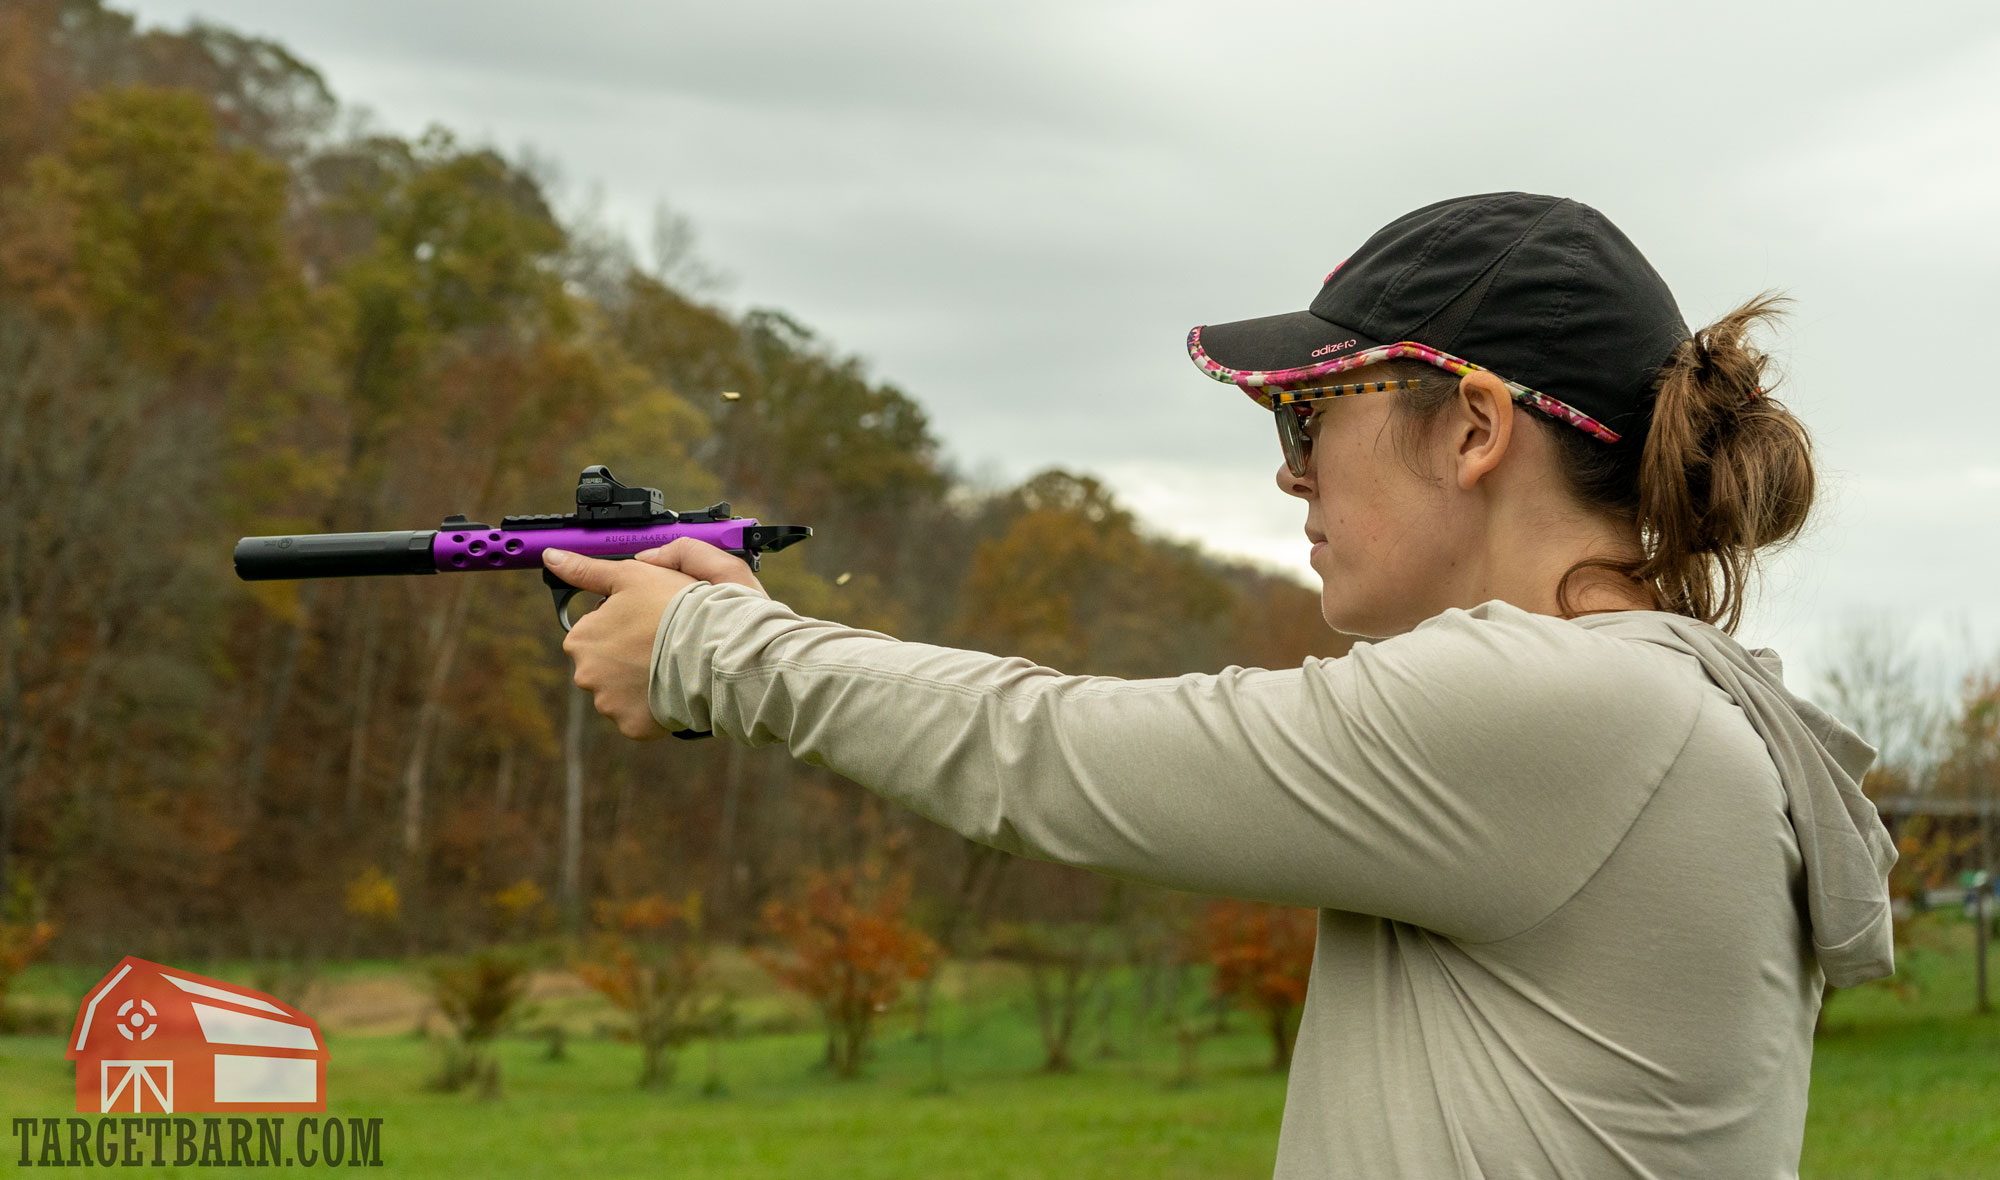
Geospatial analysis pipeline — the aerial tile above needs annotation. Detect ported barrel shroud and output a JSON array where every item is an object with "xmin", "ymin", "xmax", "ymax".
[{"xmin": 233, "ymin": 518, "xmax": 810, "ymax": 580}]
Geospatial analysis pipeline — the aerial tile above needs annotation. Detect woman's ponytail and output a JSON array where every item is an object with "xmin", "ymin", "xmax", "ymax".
[
  {"xmin": 1386, "ymin": 291, "xmax": 1818, "ymax": 633},
  {"xmin": 1629, "ymin": 293, "xmax": 1815, "ymax": 633}
]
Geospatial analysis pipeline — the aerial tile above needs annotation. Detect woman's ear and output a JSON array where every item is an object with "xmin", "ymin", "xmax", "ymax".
[{"xmin": 1451, "ymin": 370, "xmax": 1516, "ymax": 491}]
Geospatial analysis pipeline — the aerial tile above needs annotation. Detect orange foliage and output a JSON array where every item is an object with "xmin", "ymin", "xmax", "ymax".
[
  {"xmin": 753, "ymin": 865, "xmax": 938, "ymax": 1078},
  {"xmin": 0, "ymin": 919, "xmax": 58, "ymax": 1030},
  {"xmin": 572, "ymin": 893, "xmax": 713, "ymax": 1087},
  {"xmin": 0, "ymin": 921, "xmax": 56, "ymax": 993},
  {"xmin": 1193, "ymin": 899, "xmax": 1317, "ymax": 1070},
  {"xmin": 952, "ymin": 469, "xmax": 1241, "ymax": 678}
]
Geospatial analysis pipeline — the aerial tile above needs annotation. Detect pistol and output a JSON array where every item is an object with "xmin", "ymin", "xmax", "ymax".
[{"xmin": 233, "ymin": 465, "xmax": 812, "ymax": 739}]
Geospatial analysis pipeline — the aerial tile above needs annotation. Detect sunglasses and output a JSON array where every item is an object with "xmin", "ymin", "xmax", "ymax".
[
  {"xmin": 1234, "ymin": 342, "xmax": 1625, "ymax": 478},
  {"xmin": 1271, "ymin": 379, "xmax": 1424, "ymax": 477}
]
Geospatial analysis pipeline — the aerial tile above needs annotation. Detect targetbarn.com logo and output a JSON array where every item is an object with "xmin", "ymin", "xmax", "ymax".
[
  {"xmin": 69, "ymin": 957, "xmax": 328, "ymax": 1114},
  {"xmin": 6, "ymin": 957, "xmax": 385, "ymax": 1169}
]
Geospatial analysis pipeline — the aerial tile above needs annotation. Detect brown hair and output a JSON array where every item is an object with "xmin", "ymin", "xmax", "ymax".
[{"xmin": 1382, "ymin": 293, "xmax": 1814, "ymax": 634}]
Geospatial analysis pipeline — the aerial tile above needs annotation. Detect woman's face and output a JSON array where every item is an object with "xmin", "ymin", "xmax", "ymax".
[{"xmin": 1274, "ymin": 363, "xmax": 1475, "ymax": 639}]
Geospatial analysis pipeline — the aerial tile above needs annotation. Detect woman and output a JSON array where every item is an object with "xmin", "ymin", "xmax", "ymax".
[{"xmin": 549, "ymin": 192, "xmax": 1896, "ymax": 1179}]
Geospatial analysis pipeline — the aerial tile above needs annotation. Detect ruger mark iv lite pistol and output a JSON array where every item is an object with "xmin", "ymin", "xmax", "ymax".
[{"xmin": 233, "ymin": 464, "xmax": 812, "ymax": 739}]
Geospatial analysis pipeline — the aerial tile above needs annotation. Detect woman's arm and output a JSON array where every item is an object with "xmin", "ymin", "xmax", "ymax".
[{"xmin": 650, "ymin": 582, "xmax": 1705, "ymax": 942}]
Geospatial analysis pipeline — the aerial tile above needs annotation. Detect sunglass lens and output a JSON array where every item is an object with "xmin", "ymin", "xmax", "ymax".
[{"xmin": 1277, "ymin": 408, "xmax": 1308, "ymax": 476}]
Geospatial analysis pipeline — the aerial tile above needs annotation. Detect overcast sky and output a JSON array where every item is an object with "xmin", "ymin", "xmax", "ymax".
[{"xmin": 126, "ymin": 0, "xmax": 2000, "ymax": 699}]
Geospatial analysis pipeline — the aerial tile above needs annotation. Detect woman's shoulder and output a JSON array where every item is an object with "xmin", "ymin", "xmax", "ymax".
[
  {"xmin": 1313, "ymin": 599, "xmax": 1711, "ymax": 768},
  {"xmin": 1285, "ymin": 600, "xmax": 1716, "ymax": 939},
  {"xmin": 1361, "ymin": 598, "xmax": 1711, "ymax": 692}
]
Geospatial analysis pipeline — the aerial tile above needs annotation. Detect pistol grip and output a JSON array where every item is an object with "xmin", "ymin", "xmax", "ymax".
[{"xmin": 544, "ymin": 557, "xmax": 712, "ymax": 741}]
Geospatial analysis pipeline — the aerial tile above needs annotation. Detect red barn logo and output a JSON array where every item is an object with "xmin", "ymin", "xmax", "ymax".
[{"xmin": 66, "ymin": 957, "xmax": 328, "ymax": 1115}]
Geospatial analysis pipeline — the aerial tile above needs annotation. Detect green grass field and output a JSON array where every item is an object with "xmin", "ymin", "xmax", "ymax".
[{"xmin": 3, "ymin": 913, "xmax": 1995, "ymax": 1178}]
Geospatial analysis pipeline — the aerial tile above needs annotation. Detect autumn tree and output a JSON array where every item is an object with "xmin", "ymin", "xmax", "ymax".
[
  {"xmin": 639, "ymin": 307, "xmax": 958, "ymax": 647},
  {"xmin": 950, "ymin": 468, "xmax": 1234, "ymax": 677},
  {"xmin": 0, "ymin": 76, "xmax": 321, "ymax": 920},
  {"xmin": 1807, "ymin": 617, "xmax": 1996, "ymax": 1025},
  {"xmin": 303, "ymin": 130, "xmax": 582, "ymax": 869},
  {"xmin": 0, "ymin": 2, "xmax": 335, "ymax": 178},
  {"xmin": 754, "ymin": 863, "xmax": 938, "ymax": 1079},
  {"xmin": 340, "ymin": 864, "xmax": 400, "ymax": 959},
  {"xmin": 0, "ymin": 912, "xmax": 56, "ymax": 1031},
  {"xmin": 1934, "ymin": 663, "xmax": 2000, "ymax": 805},
  {"xmin": 574, "ymin": 892, "xmax": 716, "ymax": 1088},
  {"xmin": 1879, "ymin": 658, "xmax": 1996, "ymax": 947},
  {"xmin": 1194, "ymin": 898, "xmax": 1318, "ymax": 1071}
]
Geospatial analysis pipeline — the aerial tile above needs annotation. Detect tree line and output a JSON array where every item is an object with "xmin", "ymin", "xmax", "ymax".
[{"xmin": 0, "ymin": 1, "xmax": 1350, "ymax": 983}]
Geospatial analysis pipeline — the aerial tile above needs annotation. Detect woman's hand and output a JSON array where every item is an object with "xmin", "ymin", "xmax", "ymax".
[
  {"xmin": 547, "ymin": 538, "xmax": 770, "ymax": 741},
  {"xmin": 635, "ymin": 537, "xmax": 770, "ymax": 598}
]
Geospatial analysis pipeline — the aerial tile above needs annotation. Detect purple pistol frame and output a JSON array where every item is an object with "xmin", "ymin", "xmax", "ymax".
[{"xmin": 233, "ymin": 465, "xmax": 813, "ymax": 740}]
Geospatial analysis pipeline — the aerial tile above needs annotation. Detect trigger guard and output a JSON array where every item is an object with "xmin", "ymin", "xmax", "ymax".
[{"xmin": 544, "ymin": 554, "xmax": 638, "ymax": 631}]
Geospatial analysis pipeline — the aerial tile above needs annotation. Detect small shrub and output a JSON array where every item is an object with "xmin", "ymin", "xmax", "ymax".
[
  {"xmin": 753, "ymin": 864, "xmax": 938, "ymax": 1079},
  {"xmin": 425, "ymin": 951, "xmax": 529, "ymax": 1096},
  {"xmin": 574, "ymin": 893, "xmax": 715, "ymax": 1089}
]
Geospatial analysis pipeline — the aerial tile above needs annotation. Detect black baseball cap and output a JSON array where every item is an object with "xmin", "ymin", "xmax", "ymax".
[{"xmin": 1187, "ymin": 192, "xmax": 1692, "ymax": 451}]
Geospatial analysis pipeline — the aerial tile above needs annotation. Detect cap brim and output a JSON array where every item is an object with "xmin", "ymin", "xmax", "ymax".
[{"xmin": 1187, "ymin": 311, "xmax": 1385, "ymax": 392}]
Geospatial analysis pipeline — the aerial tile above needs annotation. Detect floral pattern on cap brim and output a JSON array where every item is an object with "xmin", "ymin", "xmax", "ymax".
[{"xmin": 1186, "ymin": 327, "xmax": 1623, "ymax": 445}]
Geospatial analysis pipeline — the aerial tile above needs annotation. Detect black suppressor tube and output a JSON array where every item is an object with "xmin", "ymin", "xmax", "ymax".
[{"xmin": 234, "ymin": 531, "xmax": 440, "ymax": 580}]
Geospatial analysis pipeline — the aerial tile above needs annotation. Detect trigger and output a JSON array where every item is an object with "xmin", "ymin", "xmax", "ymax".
[{"xmin": 544, "ymin": 566, "xmax": 584, "ymax": 632}]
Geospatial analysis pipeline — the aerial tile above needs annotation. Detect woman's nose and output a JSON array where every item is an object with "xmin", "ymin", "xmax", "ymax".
[{"xmin": 1277, "ymin": 460, "xmax": 1313, "ymax": 499}]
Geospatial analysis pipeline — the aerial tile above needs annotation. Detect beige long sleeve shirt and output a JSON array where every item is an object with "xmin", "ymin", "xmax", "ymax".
[{"xmin": 647, "ymin": 583, "xmax": 1895, "ymax": 1179}]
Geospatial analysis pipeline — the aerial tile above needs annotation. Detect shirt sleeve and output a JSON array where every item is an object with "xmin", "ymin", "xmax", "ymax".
[{"xmin": 649, "ymin": 582, "xmax": 1707, "ymax": 942}]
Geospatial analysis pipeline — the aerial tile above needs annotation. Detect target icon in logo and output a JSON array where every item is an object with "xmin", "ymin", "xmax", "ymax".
[{"xmin": 115, "ymin": 998, "xmax": 159, "ymax": 1041}]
